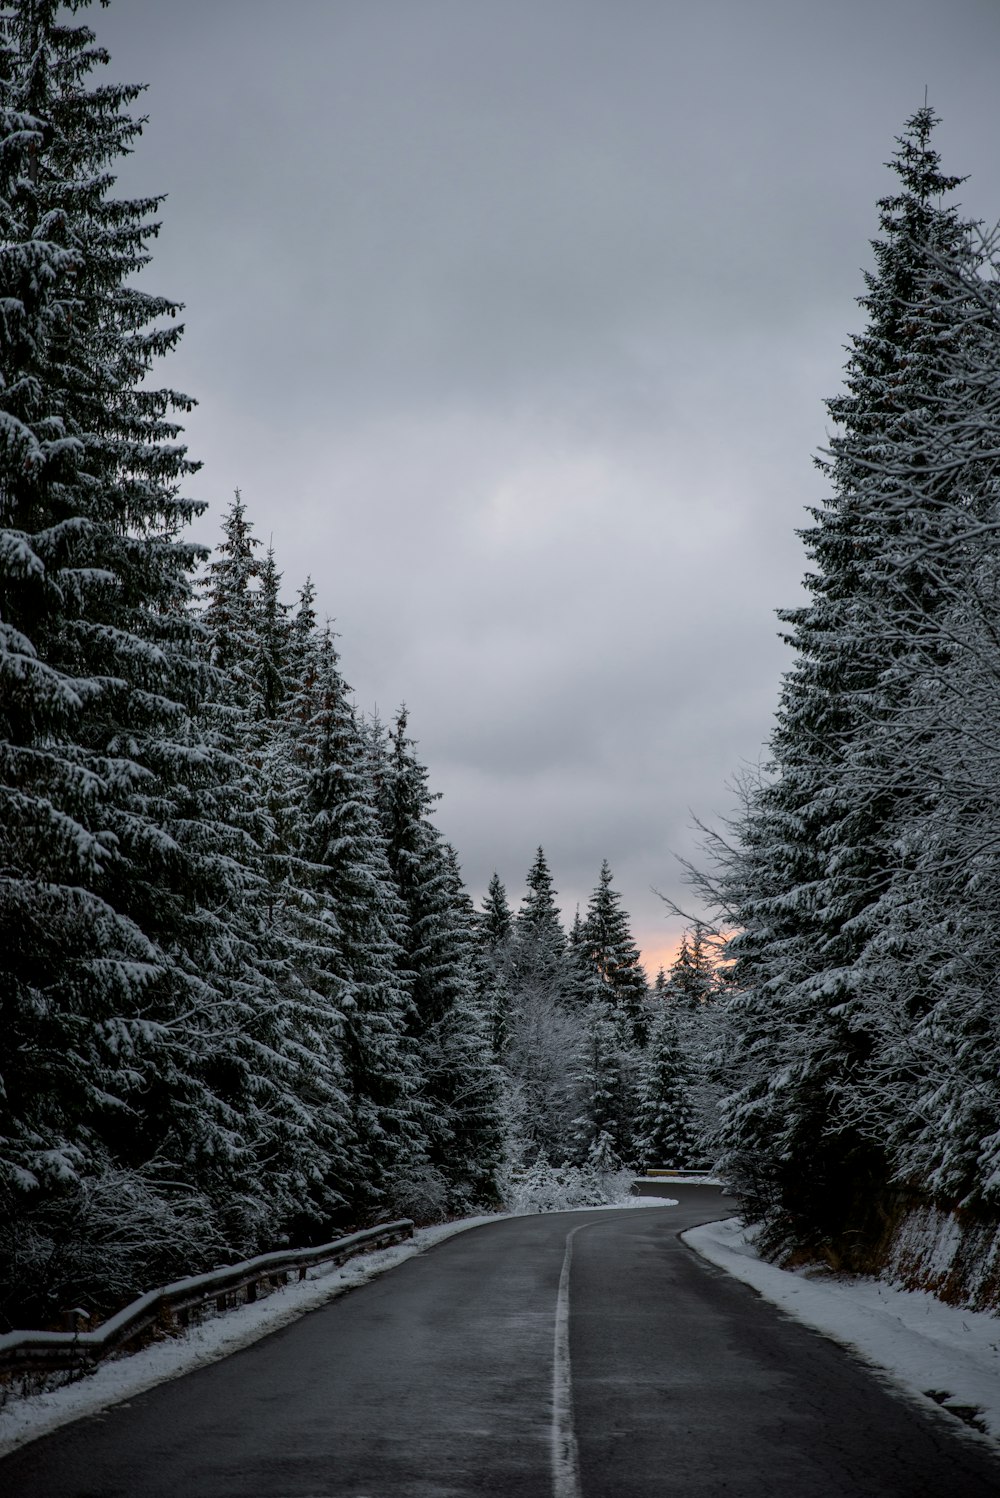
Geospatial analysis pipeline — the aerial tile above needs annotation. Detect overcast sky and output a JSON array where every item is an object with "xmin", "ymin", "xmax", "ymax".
[{"xmin": 94, "ymin": 0, "xmax": 1000, "ymax": 973}]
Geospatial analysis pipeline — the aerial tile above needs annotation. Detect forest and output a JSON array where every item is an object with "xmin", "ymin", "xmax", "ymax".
[
  {"xmin": 4, "ymin": 0, "xmax": 1000, "ymax": 1335},
  {"xmin": 0, "ymin": 2, "xmax": 718, "ymax": 1330}
]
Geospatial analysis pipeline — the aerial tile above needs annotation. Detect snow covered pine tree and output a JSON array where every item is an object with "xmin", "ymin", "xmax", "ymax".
[
  {"xmin": 0, "ymin": 0, "xmax": 250, "ymax": 1323},
  {"xmin": 374, "ymin": 712, "xmax": 504, "ymax": 1215},
  {"xmin": 0, "ymin": 4, "xmax": 352, "ymax": 1324},
  {"xmin": 706, "ymin": 108, "xmax": 991, "ymax": 1264}
]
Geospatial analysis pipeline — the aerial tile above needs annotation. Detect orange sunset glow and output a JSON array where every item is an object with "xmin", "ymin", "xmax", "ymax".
[{"xmin": 638, "ymin": 934, "xmax": 686, "ymax": 979}]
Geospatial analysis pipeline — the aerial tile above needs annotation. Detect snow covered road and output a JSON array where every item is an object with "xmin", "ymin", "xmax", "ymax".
[{"xmin": 3, "ymin": 1187, "xmax": 1000, "ymax": 1496}]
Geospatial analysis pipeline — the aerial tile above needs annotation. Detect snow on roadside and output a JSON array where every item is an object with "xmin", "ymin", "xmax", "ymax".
[
  {"xmin": 684, "ymin": 1216, "xmax": 1000, "ymax": 1444},
  {"xmin": 0, "ymin": 1195, "xmax": 675, "ymax": 1458},
  {"xmin": 579, "ymin": 1195, "xmax": 679, "ymax": 1211},
  {"xmin": 634, "ymin": 1174, "xmax": 721, "ymax": 1187}
]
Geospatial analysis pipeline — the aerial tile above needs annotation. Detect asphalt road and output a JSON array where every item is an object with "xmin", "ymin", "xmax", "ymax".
[{"xmin": 4, "ymin": 1186, "xmax": 1000, "ymax": 1497}]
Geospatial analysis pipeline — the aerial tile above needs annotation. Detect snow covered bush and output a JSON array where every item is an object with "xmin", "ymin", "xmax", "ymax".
[
  {"xmin": 379, "ymin": 1164, "xmax": 452, "ymax": 1225},
  {"xmin": 0, "ymin": 1168, "xmax": 223, "ymax": 1329},
  {"xmin": 501, "ymin": 1158, "xmax": 636, "ymax": 1214}
]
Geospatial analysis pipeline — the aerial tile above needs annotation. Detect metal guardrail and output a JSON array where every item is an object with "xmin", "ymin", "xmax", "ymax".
[
  {"xmin": 641, "ymin": 1168, "xmax": 716, "ymax": 1179},
  {"xmin": 0, "ymin": 1218, "xmax": 414, "ymax": 1376}
]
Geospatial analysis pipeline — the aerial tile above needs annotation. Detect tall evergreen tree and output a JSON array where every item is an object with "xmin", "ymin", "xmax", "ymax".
[
  {"xmin": 564, "ymin": 906, "xmax": 604, "ymax": 1011},
  {"xmin": 478, "ymin": 871, "xmax": 514, "ymax": 951},
  {"xmin": 816, "ymin": 225, "xmax": 1000, "ymax": 1211},
  {"xmin": 709, "ymin": 108, "xmax": 982, "ymax": 1259},
  {"xmin": 199, "ymin": 492, "xmax": 262, "ymax": 695},
  {"xmin": 513, "ymin": 846, "xmax": 566, "ymax": 993},
  {"xmin": 636, "ymin": 1005, "xmax": 696, "ymax": 1170},
  {"xmin": 571, "ymin": 1001, "xmax": 637, "ymax": 1166},
  {"xmin": 666, "ymin": 926, "xmax": 715, "ymax": 1009},
  {"xmin": 291, "ymin": 633, "xmax": 420, "ymax": 1218},
  {"xmin": 0, "ymin": 0, "xmax": 323, "ymax": 1320},
  {"xmin": 580, "ymin": 860, "xmax": 649, "ymax": 1043},
  {"xmin": 375, "ymin": 712, "xmax": 503, "ymax": 1212},
  {"xmin": 432, "ymin": 845, "xmax": 506, "ymax": 1210},
  {"xmin": 253, "ymin": 543, "xmax": 292, "ymax": 730},
  {"xmin": 474, "ymin": 872, "xmax": 516, "ymax": 1056}
]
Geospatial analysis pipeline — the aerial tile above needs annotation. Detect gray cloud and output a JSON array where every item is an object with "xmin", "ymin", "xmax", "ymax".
[{"xmin": 96, "ymin": 0, "xmax": 1000, "ymax": 963}]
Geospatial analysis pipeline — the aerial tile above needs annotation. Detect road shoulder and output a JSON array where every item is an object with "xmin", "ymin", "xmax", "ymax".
[{"xmin": 684, "ymin": 1216, "xmax": 1000, "ymax": 1447}]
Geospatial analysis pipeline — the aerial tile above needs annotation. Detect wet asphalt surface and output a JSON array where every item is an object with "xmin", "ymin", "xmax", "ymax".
[{"xmin": 3, "ymin": 1184, "xmax": 1000, "ymax": 1496}]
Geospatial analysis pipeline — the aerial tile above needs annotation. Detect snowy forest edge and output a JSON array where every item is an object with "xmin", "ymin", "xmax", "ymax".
[{"xmin": 3, "ymin": 0, "xmax": 1000, "ymax": 1337}]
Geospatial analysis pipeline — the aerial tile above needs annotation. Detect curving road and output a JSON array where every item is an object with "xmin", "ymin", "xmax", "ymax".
[{"xmin": 3, "ymin": 1186, "xmax": 1000, "ymax": 1496}]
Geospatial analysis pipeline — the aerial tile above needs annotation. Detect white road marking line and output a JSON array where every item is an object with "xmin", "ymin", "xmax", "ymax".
[{"xmin": 552, "ymin": 1224, "xmax": 585, "ymax": 1498}]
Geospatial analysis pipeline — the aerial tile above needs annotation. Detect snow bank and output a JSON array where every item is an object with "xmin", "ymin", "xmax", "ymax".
[
  {"xmin": 633, "ymin": 1173, "xmax": 722, "ymax": 1187},
  {"xmin": 684, "ymin": 1217, "xmax": 1000, "ymax": 1443},
  {"xmin": 883, "ymin": 1203, "xmax": 1000, "ymax": 1310}
]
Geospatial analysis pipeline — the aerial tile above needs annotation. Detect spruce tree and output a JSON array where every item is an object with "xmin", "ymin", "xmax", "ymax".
[
  {"xmin": 196, "ymin": 510, "xmax": 365, "ymax": 1228},
  {"xmin": 711, "ymin": 108, "xmax": 980, "ymax": 1258},
  {"xmin": 478, "ymin": 871, "xmax": 513, "ymax": 950},
  {"xmin": 571, "ymin": 1001, "xmax": 637, "ymax": 1166},
  {"xmin": 513, "ymin": 847, "xmax": 567, "ymax": 994},
  {"xmin": 0, "ymin": 0, "xmax": 318, "ymax": 1319},
  {"xmin": 817, "ymin": 224, "xmax": 1000, "ymax": 1211},
  {"xmin": 432, "ymin": 845, "xmax": 506, "ymax": 1210},
  {"xmin": 291, "ymin": 635, "xmax": 420, "ymax": 1218},
  {"xmin": 636, "ymin": 1005, "xmax": 696, "ymax": 1170},
  {"xmin": 474, "ymin": 872, "xmax": 516, "ymax": 1056},
  {"xmin": 666, "ymin": 927, "xmax": 715, "ymax": 1009},
  {"xmin": 565, "ymin": 907, "xmax": 604, "ymax": 1011},
  {"xmin": 199, "ymin": 491, "xmax": 262, "ymax": 699},
  {"xmin": 376, "ymin": 712, "xmax": 504, "ymax": 1212},
  {"xmin": 253, "ymin": 543, "xmax": 292, "ymax": 730},
  {"xmin": 581, "ymin": 860, "xmax": 649, "ymax": 1043}
]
